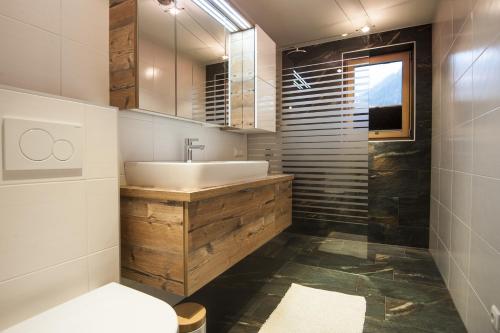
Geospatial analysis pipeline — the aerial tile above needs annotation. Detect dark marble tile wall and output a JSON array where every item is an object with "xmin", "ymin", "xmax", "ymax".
[{"xmin": 284, "ymin": 25, "xmax": 432, "ymax": 248}]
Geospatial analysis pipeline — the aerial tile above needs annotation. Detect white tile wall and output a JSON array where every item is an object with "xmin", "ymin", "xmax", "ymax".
[
  {"xmin": 0, "ymin": 0, "xmax": 61, "ymax": 34},
  {"xmin": 473, "ymin": 110, "xmax": 500, "ymax": 178},
  {"xmin": 88, "ymin": 247, "xmax": 120, "ymax": 290},
  {"xmin": 450, "ymin": 215, "xmax": 470, "ymax": 274},
  {"xmin": 471, "ymin": 176, "xmax": 500, "ymax": 252},
  {"xmin": 468, "ymin": 286, "xmax": 496, "ymax": 333},
  {"xmin": 0, "ymin": 258, "xmax": 89, "ymax": 330},
  {"xmin": 439, "ymin": 169, "xmax": 453, "ymax": 210},
  {"xmin": 61, "ymin": 0, "xmax": 109, "ymax": 52},
  {"xmin": 451, "ymin": 171, "xmax": 471, "ymax": 226},
  {"xmin": 449, "ymin": 257, "xmax": 469, "ymax": 322},
  {"xmin": 431, "ymin": 1, "xmax": 500, "ymax": 331},
  {"xmin": 452, "ymin": 121, "xmax": 473, "ymax": 173},
  {"xmin": 0, "ymin": 182, "xmax": 87, "ymax": 282},
  {"xmin": 0, "ymin": 15, "xmax": 61, "ymax": 95},
  {"xmin": 61, "ymin": 39, "xmax": 109, "ymax": 105},
  {"xmin": 438, "ymin": 204, "xmax": 452, "ymax": 249},
  {"xmin": 469, "ymin": 232, "xmax": 500, "ymax": 315},
  {"xmin": 0, "ymin": 0, "xmax": 109, "ymax": 105},
  {"xmin": 119, "ymin": 110, "xmax": 247, "ymax": 184},
  {"xmin": 0, "ymin": 87, "xmax": 119, "ymax": 330}
]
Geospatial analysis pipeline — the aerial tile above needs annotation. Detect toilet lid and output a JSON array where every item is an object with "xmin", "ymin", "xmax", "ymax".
[{"xmin": 4, "ymin": 283, "xmax": 179, "ymax": 333}]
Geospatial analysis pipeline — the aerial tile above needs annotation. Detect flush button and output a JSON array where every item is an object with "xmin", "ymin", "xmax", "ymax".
[
  {"xmin": 53, "ymin": 139, "xmax": 74, "ymax": 161},
  {"xmin": 19, "ymin": 129, "xmax": 53, "ymax": 161}
]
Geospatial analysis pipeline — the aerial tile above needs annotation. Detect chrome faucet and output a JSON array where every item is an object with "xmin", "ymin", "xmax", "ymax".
[{"xmin": 184, "ymin": 138, "xmax": 205, "ymax": 163}]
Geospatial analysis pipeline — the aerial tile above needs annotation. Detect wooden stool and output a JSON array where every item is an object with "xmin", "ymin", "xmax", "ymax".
[{"xmin": 174, "ymin": 302, "xmax": 206, "ymax": 333}]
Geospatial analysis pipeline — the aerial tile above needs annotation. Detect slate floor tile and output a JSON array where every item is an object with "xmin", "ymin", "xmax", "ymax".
[{"xmin": 186, "ymin": 232, "xmax": 466, "ymax": 333}]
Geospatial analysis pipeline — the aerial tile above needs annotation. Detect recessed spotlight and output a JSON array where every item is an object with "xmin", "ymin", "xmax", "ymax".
[
  {"xmin": 145, "ymin": 67, "xmax": 155, "ymax": 79},
  {"xmin": 168, "ymin": 7, "xmax": 181, "ymax": 15},
  {"xmin": 361, "ymin": 25, "xmax": 370, "ymax": 33},
  {"xmin": 341, "ymin": 33, "xmax": 348, "ymax": 37},
  {"xmin": 221, "ymin": 55, "xmax": 229, "ymax": 60}
]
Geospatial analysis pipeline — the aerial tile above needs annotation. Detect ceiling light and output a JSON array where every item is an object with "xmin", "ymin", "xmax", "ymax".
[
  {"xmin": 361, "ymin": 25, "xmax": 370, "ymax": 33},
  {"xmin": 192, "ymin": 0, "xmax": 238, "ymax": 32},
  {"xmin": 168, "ymin": 6, "xmax": 181, "ymax": 15},
  {"xmin": 341, "ymin": 33, "xmax": 348, "ymax": 37},
  {"xmin": 221, "ymin": 54, "xmax": 229, "ymax": 60},
  {"xmin": 158, "ymin": 0, "xmax": 181, "ymax": 14},
  {"xmin": 210, "ymin": 0, "xmax": 252, "ymax": 30},
  {"xmin": 145, "ymin": 67, "xmax": 155, "ymax": 79},
  {"xmin": 336, "ymin": 68, "xmax": 342, "ymax": 73}
]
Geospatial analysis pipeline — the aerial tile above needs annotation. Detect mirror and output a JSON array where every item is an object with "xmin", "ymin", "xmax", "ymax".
[
  {"xmin": 176, "ymin": 0, "xmax": 228, "ymax": 125},
  {"xmin": 137, "ymin": 0, "xmax": 176, "ymax": 116},
  {"xmin": 137, "ymin": 0, "xmax": 229, "ymax": 125}
]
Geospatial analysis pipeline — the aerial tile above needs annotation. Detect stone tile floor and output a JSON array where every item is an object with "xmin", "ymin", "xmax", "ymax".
[{"xmin": 186, "ymin": 231, "xmax": 467, "ymax": 333}]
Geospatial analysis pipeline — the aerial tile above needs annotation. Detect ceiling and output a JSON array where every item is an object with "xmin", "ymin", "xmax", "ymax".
[{"xmin": 230, "ymin": 0, "xmax": 437, "ymax": 48}]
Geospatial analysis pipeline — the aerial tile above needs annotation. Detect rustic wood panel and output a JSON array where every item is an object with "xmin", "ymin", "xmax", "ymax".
[
  {"xmin": 185, "ymin": 182, "xmax": 291, "ymax": 295},
  {"xmin": 110, "ymin": 0, "xmax": 137, "ymax": 109},
  {"xmin": 274, "ymin": 181, "xmax": 293, "ymax": 232},
  {"xmin": 120, "ymin": 197, "xmax": 185, "ymax": 294},
  {"xmin": 120, "ymin": 177, "xmax": 293, "ymax": 296},
  {"xmin": 120, "ymin": 174, "xmax": 294, "ymax": 202}
]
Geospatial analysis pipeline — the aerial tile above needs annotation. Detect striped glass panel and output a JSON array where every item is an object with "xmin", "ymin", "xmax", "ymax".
[
  {"xmin": 192, "ymin": 73, "xmax": 228, "ymax": 126},
  {"xmin": 248, "ymin": 57, "xmax": 369, "ymax": 226}
]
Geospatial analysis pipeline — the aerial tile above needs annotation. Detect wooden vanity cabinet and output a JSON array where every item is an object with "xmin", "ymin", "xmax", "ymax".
[{"xmin": 120, "ymin": 175, "xmax": 293, "ymax": 296}]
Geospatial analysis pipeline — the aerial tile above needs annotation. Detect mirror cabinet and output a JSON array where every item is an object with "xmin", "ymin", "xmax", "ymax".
[
  {"xmin": 109, "ymin": 0, "xmax": 276, "ymax": 132},
  {"xmin": 229, "ymin": 26, "xmax": 276, "ymax": 132}
]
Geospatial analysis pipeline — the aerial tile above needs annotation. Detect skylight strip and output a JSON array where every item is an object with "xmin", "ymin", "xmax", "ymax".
[
  {"xmin": 192, "ymin": 0, "xmax": 238, "ymax": 32},
  {"xmin": 210, "ymin": 0, "xmax": 252, "ymax": 30}
]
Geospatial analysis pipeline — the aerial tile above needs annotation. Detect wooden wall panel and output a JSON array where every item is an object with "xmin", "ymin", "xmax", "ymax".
[{"xmin": 110, "ymin": 0, "xmax": 137, "ymax": 109}]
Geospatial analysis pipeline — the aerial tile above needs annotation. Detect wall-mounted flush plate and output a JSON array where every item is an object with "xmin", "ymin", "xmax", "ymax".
[
  {"xmin": 3, "ymin": 117, "xmax": 83, "ymax": 171},
  {"xmin": 492, "ymin": 305, "xmax": 500, "ymax": 332}
]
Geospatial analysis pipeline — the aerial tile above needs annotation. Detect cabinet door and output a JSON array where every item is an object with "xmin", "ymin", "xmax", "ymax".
[
  {"xmin": 229, "ymin": 26, "xmax": 276, "ymax": 132},
  {"xmin": 229, "ymin": 31, "xmax": 244, "ymax": 128},
  {"xmin": 255, "ymin": 26, "xmax": 276, "ymax": 132},
  {"xmin": 255, "ymin": 77, "xmax": 276, "ymax": 132},
  {"xmin": 241, "ymin": 29, "xmax": 256, "ymax": 129}
]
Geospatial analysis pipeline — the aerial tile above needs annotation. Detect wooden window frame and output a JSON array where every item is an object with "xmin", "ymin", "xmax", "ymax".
[{"xmin": 347, "ymin": 51, "xmax": 413, "ymax": 140}]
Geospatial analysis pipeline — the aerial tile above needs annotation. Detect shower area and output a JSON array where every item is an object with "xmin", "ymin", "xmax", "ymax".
[
  {"xmin": 248, "ymin": 25, "xmax": 433, "ymax": 248},
  {"xmin": 248, "ymin": 51, "xmax": 371, "ymax": 241},
  {"xmin": 186, "ymin": 25, "xmax": 466, "ymax": 333}
]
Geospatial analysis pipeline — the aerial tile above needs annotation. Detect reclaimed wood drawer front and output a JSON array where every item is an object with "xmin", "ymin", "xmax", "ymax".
[
  {"xmin": 120, "ymin": 177, "xmax": 292, "ymax": 296},
  {"xmin": 120, "ymin": 198, "xmax": 185, "ymax": 295}
]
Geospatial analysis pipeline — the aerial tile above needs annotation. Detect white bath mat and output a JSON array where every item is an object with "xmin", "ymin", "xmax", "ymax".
[{"xmin": 259, "ymin": 283, "xmax": 366, "ymax": 333}]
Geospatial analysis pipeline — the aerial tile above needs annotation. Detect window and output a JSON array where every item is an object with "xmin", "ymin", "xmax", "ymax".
[{"xmin": 349, "ymin": 50, "xmax": 413, "ymax": 140}]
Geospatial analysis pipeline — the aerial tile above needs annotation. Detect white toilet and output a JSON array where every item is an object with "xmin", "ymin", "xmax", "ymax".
[{"xmin": 3, "ymin": 283, "xmax": 179, "ymax": 333}]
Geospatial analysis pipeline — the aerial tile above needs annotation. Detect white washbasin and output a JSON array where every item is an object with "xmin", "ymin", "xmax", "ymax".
[{"xmin": 124, "ymin": 161, "xmax": 269, "ymax": 190}]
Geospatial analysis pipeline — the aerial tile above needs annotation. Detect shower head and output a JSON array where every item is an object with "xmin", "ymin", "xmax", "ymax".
[{"xmin": 286, "ymin": 47, "xmax": 307, "ymax": 55}]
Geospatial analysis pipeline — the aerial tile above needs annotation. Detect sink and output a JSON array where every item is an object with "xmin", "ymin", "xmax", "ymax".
[{"xmin": 124, "ymin": 161, "xmax": 269, "ymax": 190}]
